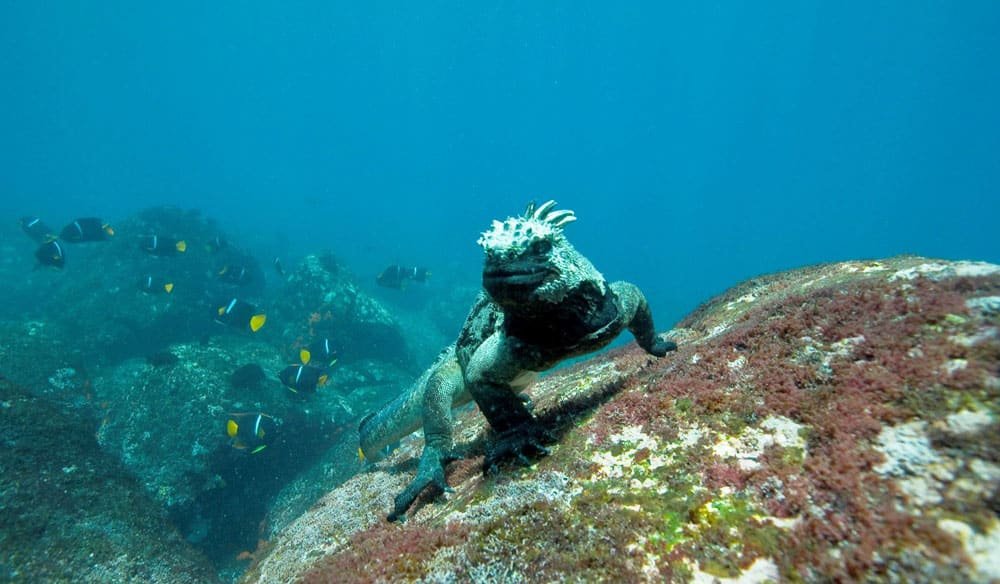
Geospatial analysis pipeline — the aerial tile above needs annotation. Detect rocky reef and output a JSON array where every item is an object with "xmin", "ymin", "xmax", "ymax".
[
  {"xmin": 1, "ymin": 207, "xmax": 421, "ymax": 580},
  {"xmin": 0, "ymin": 379, "xmax": 219, "ymax": 583},
  {"xmin": 241, "ymin": 257, "xmax": 999, "ymax": 583},
  {"xmin": 8, "ymin": 206, "xmax": 271, "ymax": 366},
  {"xmin": 271, "ymin": 253, "xmax": 411, "ymax": 367}
]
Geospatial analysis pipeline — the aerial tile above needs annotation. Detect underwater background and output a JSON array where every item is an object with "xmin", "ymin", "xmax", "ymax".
[
  {"xmin": 3, "ymin": 2, "xmax": 998, "ymax": 325},
  {"xmin": 1, "ymin": 2, "xmax": 999, "ymax": 582}
]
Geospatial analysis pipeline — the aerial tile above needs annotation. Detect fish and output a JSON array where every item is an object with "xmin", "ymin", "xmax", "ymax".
[
  {"xmin": 226, "ymin": 412, "xmax": 275, "ymax": 454},
  {"xmin": 20, "ymin": 216, "xmax": 58, "ymax": 244},
  {"xmin": 217, "ymin": 264, "xmax": 252, "ymax": 286},
  {"xmin": 35, "ymin": 240, "xmax": 66, "ymax": 269},
  {"xmin": 299, "ymin": 337, "xmax": 338, "ymax": 367},
  {"xmin": 140, "ymin": 235, "xmax": 187, "ymax": 256},
  {"xmin": 273, "ymin": 257, "xmax": 285, "ymax": 277},
  {"xmin": 357, "ymin": 442, "xmax": 398, "ymax": 462},
  {"xmin": 376, "ymin": 264, "xmax": 431, "ymax": 290},
  {"xmin": 146, "ymin": 351, "xmax": 179, "ymax": 367},
  {"xmin": 205, "ymin": 235, "xmax": 228, "ymax": 253},
  {"xmin": 231, "ymin": 363, "xmax": 265, "ymax": 390},
  {"xmin": 138, "ymin": 275, "xmax": 174, "ymax": 294},
  {"xmin": 215, "ymin": 298, "xmax": 267, "ymax": 332},
  {"xmin": 60, "ymin": 218, "xmax": 114, "ymax": 242},
  {"xmin": 278, "ymin": 364, "xmax": 329, "ymax": 394}
]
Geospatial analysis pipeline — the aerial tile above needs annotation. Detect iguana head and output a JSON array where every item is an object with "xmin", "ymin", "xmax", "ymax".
[{"xmin": 477, "ymin": 200, "xmax": 606, "ymax": 310}]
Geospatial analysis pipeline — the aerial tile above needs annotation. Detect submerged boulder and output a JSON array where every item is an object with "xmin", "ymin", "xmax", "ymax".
[
  {"xmin": 91, "ymin": 335, "xmax": 289, "ymax": 512},
  {"xmin": 242, "ymin": 257, "xmax": 1000, "ymax": 583},
  {"xmin": 0, "ymin": 380, "xmax": 219, "ymax": 583},
  {"xmin": 13, "ymin": 206, "xmax": 267, "ymax": 366},
  {"xmin": 270, "ymin": 253, "xmax": 412, "ymax": 368}
]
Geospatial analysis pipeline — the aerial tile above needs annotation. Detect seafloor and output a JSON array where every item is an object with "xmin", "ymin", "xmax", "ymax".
[
  {"xmin": 246, "ymin": 257, "xmax": 999, "ymax": 583},
  {"xmin": 2, "ymin": 209, "xmax": 997, "ymax": 583}
]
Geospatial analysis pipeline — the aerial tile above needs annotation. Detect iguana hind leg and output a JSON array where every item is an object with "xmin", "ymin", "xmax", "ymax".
[{"xmin": 388, "ymin": 357, "xmax": 465, "ymax": 522}]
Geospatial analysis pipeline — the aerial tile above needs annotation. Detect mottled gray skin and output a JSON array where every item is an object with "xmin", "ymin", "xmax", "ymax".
[{"xmin": 359, "ymin": 202, "xmax": 675, "ymax": 521}]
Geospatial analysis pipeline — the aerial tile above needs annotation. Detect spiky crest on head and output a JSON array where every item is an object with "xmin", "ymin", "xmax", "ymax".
[{"xmin": 477, "ymin": 200, "xmax": 576, "ymax": 253}]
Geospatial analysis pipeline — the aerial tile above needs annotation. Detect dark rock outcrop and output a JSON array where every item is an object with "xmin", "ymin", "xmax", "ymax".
[
  {"xmin": 12, "ymin": 206, "xmax": 267, "ymax": 367},
  {"xmin": 242, "ymin": 257, "xmax": 1000, "ymax": 583},
  {"xmin": 270, "ymin": 253, "xmax": 411, "ymax": 368},
  {"xmin": 0, "ymin": 380, "xmax": 220, "ymax": 583}
]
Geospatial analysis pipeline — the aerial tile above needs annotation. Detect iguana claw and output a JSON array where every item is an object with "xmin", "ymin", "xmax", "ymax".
[
  {"xmin": 388, "ymin": 446, "xmax": 459, "ymax": 522},
  {"xmin": 483, "ymin": 424, "xmax": 553, "ymax": 475},
  {"xmin": 650, "ymin": 333, "xmax": 678, "ymax": 357}
]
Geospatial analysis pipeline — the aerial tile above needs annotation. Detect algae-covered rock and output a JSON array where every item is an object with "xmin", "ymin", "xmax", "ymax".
[
  {"xmin": 0, "ymin": 319, "xmax": 87, "ymax": 402},
  {"xmin": 92, "ymin": 335, "xmax": 289, "ymax": 512},
  {"xmin": 13, "ymin": 206, "xmax": 266, "ymax": 367},
  {"xmin": 242, "ymin": 257, "xmax": 1000, "ymax": 583},
  {"xmin": 270, "ymin": 253, "xmax": 411, "ymax": 367},
  {"xmin": 0, "ymin": 380, "xmax": 220, "ymax": 583}
]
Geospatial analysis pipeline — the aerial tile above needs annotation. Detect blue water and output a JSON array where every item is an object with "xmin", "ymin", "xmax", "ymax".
[{"xmin": 2, "ymin": 2, "xmax": 998, "ymax": 326}]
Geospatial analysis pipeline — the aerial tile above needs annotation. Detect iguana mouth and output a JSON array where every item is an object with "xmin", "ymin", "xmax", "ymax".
[{"xmin": 483, "ymin": 266, "xmax": 548, "ymax": 288}]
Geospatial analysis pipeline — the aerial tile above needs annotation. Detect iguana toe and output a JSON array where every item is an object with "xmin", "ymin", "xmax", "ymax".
[
  {"xmin": 483, "ymin": 424, "xmax": 552, "ymax": 475},
  {"xmin": 387, "ymin": 446, "xmax": 457, "ymax": 522},
  {"xmin": 650, "ymin": 333, "xmax": 678, "ymax": 357}
]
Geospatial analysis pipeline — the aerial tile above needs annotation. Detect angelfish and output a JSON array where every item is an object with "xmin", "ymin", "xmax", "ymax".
[
  {"xmin": 140, "ymin": 234, "xmax": 187, "ymax": 256},
  {"xmin": 278, "ymin": 364, "xmax": 329, "ymax": 394},
  {"xmin": 138, "ymin": 275, "xmax": 174, "ymax": 295},
  {"xmin": 215, "ymin": 298, "xmax": 266, "ymax": 332},
  {"xmin": 60, "ymin": 217, "xmax": 114, "ymax": 242},
  {"xmin": 226, "ymin": 412, "xmax": 274, "ymax": 454},
  {"xmin": 299, "ymin": 337, "xmax": 338, "ymax": 367}
]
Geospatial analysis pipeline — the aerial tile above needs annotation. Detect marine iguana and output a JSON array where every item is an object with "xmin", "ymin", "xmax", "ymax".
[{"xmin": 359, "ymin": 200, "xmax": 676, "ymax": 521}]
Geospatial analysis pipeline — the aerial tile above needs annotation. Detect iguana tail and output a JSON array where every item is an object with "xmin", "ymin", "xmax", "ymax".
[{"xmin": 358, "ymin": 345, "xmax": 457, "ymax": 460}]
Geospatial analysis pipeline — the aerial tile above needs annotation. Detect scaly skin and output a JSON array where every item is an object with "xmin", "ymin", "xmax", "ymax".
[{"xmin": 359, "ymin": 201, "xmax": 676, "ymax": 521}]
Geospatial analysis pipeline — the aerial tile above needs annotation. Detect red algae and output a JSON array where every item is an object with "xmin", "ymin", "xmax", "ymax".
[{"xmin": 243, "ymin": 259, "xmax": 1000, "ymax": 584}]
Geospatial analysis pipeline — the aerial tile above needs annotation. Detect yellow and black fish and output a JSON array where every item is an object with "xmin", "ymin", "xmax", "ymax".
[
  {"xmin": 60, "ymin": 217, "xmax": 114, "ymax": 242},
  {"xmin": 140, "ymin": 234, "xmax": 187, "ymax": 256},
  {"xmin": 205, "ymin": 235, "xmax": 228, "ymax": 253},
  {"xmin": 35, "ymin": 240, "xmax": 65, "ymax": 269},
  {"xmin": 138, "ymin": 275, "xmax": 174, "ymax": 295},
  {"xmin": 217, "ymin": 264, "xmax": 252, "ymax": 286},
  {"xmin": 299, "ymin": 337, "xmax": 338, "ymax": 367},
  {"xmin": 20, "ymin": 216, "xmax": 58, "ymax": 244},
  {"xmin": 376, "ymin": 265, "xmax": 431, "ymax": 290},
  {"xmin": 215, "ymin": 298, "xmax": 266, "ymax": 332},
  {"xmin": 278, "ymin": 364, "xmax": 329, "ymax": 394},
  {"xmin": 226, "ymin": 412, "xmax": 275, "ymax": 454}
]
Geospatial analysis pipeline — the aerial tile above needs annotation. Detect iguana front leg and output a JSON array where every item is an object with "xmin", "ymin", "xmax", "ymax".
[
  {"xmin": 611, "ymin": 281, "xmax": 677, "ymax": 356},
  {"xmin": 388, "ymin": 358, "xmax": 464, "ymax": 522},
  {"xmin": 465, "ymin": 333, "xmax": 553, "ymax": 473}
]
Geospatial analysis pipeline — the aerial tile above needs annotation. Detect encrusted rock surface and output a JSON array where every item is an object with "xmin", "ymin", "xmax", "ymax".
[
  {"xmin": 12, "ymin": 206, "xmax": 266, "ymax": 366},
  {"xmin": 0, "ymin": 380, "xmax": 220, "ymax": 583},
  {"xmin": 241, "ymin": 257, "xmax": 1000, "ymax": 583},
  {"xmin": 270, "ymin": 253, "xmax": 411, "ymax": 367},
  {"xmin": 92, "ymin": 336, "xmax": 289, "ymax": 511}
]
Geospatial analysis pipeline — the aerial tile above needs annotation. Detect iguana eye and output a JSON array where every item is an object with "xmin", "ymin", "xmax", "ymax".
[{"xmin": 531, "ymin": 239, "xmax": 552, "ymax": 255}]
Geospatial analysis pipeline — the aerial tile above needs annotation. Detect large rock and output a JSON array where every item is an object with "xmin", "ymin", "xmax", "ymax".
[
  {"xmin": 14, "ymin": 206, "xmax": 267, "ymax": 366},
  {"xmin": 91, "ymin": 335, "xmax": 289, "ymax": 512},
  {"xmin": 241, "ymin": 257, "xmax": 1000, "ymax": 583},
  {"xmin": 270, "ymin": 253, "xmax": 411, "ymax": 368},
  {"xmin": 88, "ymin": 332, "xmax": 368, "ymax": 577},
  {"xmin": 0, "ymin": 380, "xmax": 219, "ymax": 583}
]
